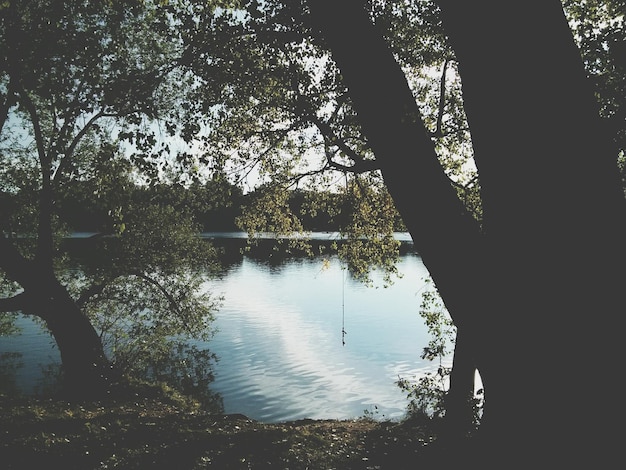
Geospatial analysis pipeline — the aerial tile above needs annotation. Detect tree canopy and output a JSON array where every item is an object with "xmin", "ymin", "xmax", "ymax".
[{"xmin": 0, "ymin": 0, "xmax": 225, "ymax": 399}]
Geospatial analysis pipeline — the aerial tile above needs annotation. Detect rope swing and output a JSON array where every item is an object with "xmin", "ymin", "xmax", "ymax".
[{"xmin": 341, "ymin": 266, "xmax": 347, "ymax": 346}]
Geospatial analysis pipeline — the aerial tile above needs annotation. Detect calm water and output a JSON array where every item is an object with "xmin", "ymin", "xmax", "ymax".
[{"xmin": 0, "ymin": 241, "xmax": 449, "ymax": 423}]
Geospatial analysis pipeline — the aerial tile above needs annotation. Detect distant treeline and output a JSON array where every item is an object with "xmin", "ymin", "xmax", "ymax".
[{"xmin": 1, "ymin": 181, "xmax": 405, "ymax": 234}]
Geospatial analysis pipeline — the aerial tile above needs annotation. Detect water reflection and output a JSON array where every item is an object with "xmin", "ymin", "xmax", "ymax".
[
  {"xmin": 0, "ymin": 321, "xmax": 63, "ymax": 396},
  {"xmin": 0, "ymin": 238, "xmax": 445, "ymax": 423},
  {"xmin": 203, "ymin": 252, "xmax": 443, "ymax": 422},
  {"xmin": 0, "ymin": 352, "xmax": 22, "ymax": 395}
]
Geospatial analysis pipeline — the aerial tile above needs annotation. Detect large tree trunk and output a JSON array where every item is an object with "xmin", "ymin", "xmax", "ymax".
[
  {"xmin": 0, "ymin": 237, "xmax": 109, "ymax": 396},
  {"xmin": 442, "ymin": 327, "xmax": 476, "ymax": 442},
  {"xmin": 308, "ymin": 0, "xmax": 487, "ymax": 451},
  {"xmin": 35, "ymin": 279, "xmax": 110, "ymax": 397},
  {"xmin": 437, "ymin": 1, "xmax": 626, "ymax": 466},
  {"xmin": 310, "ymin": 0, "xmax": 626, "ymax": 466}
]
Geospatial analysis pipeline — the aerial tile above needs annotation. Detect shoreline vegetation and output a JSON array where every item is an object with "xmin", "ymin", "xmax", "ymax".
[
  {"xmin": 0, "ymin": 232, "xmax": 436, "ymax": 468},
  {"xmin": 0, "ymin": 384, "xmax": 449, "ymax": 470}
]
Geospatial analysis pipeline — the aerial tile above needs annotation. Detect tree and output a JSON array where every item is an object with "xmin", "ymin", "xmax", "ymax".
[
  {"xmin": 0, "ymin": 0, "xmax": 221, "ymax": 397},
  {"xmin": 181, "ymin": 0, "xmax": 481, "ymax": 431},
  {"xmin": 180, "ymin": 0, "xmax": 626, "ymax": 465},
  {"xmin": 307, "ymin": 0, "xmax": 626, "ymax": 466}
]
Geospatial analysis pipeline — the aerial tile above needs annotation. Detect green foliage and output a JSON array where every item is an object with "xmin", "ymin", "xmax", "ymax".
[
  {"xmin": 237, "ymin": 184, "xmax": 314, "ymax": 256},
  {"xmin": 59, "ymin": 205, "xmax": 223, "ymax": 397},
  {"xmin": 116, "ymin": 204, "xmax": 219, "ymax": 275},
  {"xmin": 0, "ymin": 0, "xmax": 228, "ymax": 400},
  {"xmin": 397, "ymin": 368, "xmax": 449, "ymax": 419},
  {"xmin": 139, "ymin": 343, "xmax": 223, "ymax": 412},
  {"xmin": 174, "ymin": 0, "xmax": 483, "ymax": 278},
  {"xmin": 396, "ymin": 279, "xmax": 455, "ymax": 418},
  {"xmin": 0, "ymin": 312, "xmax": 19, "ymax": 337},
  {"xmin": 235, "ymin": 176, "xmax": 407, "ymax": 283},
  {"xmin": 337, "ymin": 175, "xmax": 403, "ymax": 285},
  {"xmin": 418, "ymin": 281, "xmax": 456, "ymax": 361},
  {"xmin": 564, "ymin": 0, "xmax": 626, "ymax": 156},
  {"xmin": 79, "ymin": 265, "xmax": 221, "ymax": 407},
  {"xmin": 397, "ymin": 279, "xmax": 483, "ymax": 427}
]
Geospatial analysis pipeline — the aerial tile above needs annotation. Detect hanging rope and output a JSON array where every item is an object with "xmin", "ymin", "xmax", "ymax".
[{"xmin": 342, "ymin": 266, "xmax": 347, "ymax": 346}]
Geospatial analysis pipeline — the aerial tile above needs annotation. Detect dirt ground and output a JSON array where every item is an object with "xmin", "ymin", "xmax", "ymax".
[{"xmin": 0, "ymin": 392, "xmax": 452, "ymax": 469}]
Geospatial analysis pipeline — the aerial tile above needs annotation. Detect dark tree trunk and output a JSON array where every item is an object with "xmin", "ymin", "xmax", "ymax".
[
  {"xmin": 35, "ymin": 280, "xmax": 110, "ymax": 397},
  {"xmin": 442, "ymin": 327, "xmax": 476, "ymax": 441},
  {"xmin": 0, "ymin": 237, "xmax": 109, "ymax": 397},
  {"xmin": 310, "ymin": 0, "xmax": 626, "ymax": 466},
  {"xmin": 309, "ymin": 0, "xmax": 485, "ymax": 451},
  {"xmin": 436, "ymin": 1, "xmax": 626, "ymax": 466}
]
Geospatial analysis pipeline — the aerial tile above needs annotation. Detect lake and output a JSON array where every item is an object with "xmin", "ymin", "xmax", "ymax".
[{"xmin": 0, "ymin": 235, "xmax": 450, "ymax": 423}]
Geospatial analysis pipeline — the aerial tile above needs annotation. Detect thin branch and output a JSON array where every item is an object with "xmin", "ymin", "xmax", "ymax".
[
  {"xmin": 55, "ymin": 79, "xmax": 90, "ymax": 153},
  {"xmin": 321, "ymin": 140, "xmax": 379, "ymax": 174},
  {"xmin": 76, "ymin": 281, "xmax": 109, "ymax": 308},
  {"xmin": 66, "ymin": 110, "xmax": 107, "ymax": 157},
  {"xmin": 53, "ymin": 110, "xmax": 121, "ymax": 182},
  {"xmin": 430, "ymin": 59, "xmax": 450, "ymax": 138},
  {"xmin": 449, "ymin": 175, "xmax": 479, "ymax": 192},
  {"xmin": 312, "ymin": 114, "xmax": 367, "ymax": 163},
  {"xmin": 298, "ymin": 97, "xmax": 380, "ymax": 174},
  {"xmin": 0, "ymin": 292, "xmax": 29, "ymax": 313},
  {"xmin": 129, "ymin": 271, "xmax": 187, "ymax": 321},
  {"xmin": 77, "ymin": 270, "xmax": 192, "ymax": 334},
  {"xmin": 0, "ymin": 79, "xmax": 18, "ymax": 135},
  {"xmin": 17, "ymin": 87, "xmax": 49, "ymax": 169}
]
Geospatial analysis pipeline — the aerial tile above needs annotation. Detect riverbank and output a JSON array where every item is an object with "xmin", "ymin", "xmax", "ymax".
[{"xmin": 0, "ymin": 389, "xmax": 446, "ymax": 469}]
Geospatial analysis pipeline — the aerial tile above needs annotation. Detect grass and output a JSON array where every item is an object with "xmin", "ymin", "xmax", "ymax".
[{"xmin": 0, "ymin": 383, "xmax": 449, "ymax": 469}]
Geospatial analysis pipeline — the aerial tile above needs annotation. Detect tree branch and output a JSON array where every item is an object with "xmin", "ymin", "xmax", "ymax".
[
  {"xmin": 430, "ymin": 59, "xmax": 449, "ymax": 138},
  {"xmin": 310, "ymin": 112, "xmax": 380, "ymax": 173},
  {"xmin": 17, "ymin": 87, "xmax": 49, "ymax": 169},
  {"xmin": 129, "ymin": 271, "xmax": 192, "ymax": 327},
  {"xmin": 53, "ymin": 110, "xmax": 120, "ymax": 182},
  {"xmin": 75, "ymin": 280, "xmax": 109, "ymax": 308},
  {"xmin": 0, "ymin": 292, "xmax": 28, "ymax": 313},
  {"xmin": 293, "ymin": 87, "xmax": 380, "ymax": 174},
  {"xmin": 0, "ymin": 78, "xmax": 17, "ymax": 135}
]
